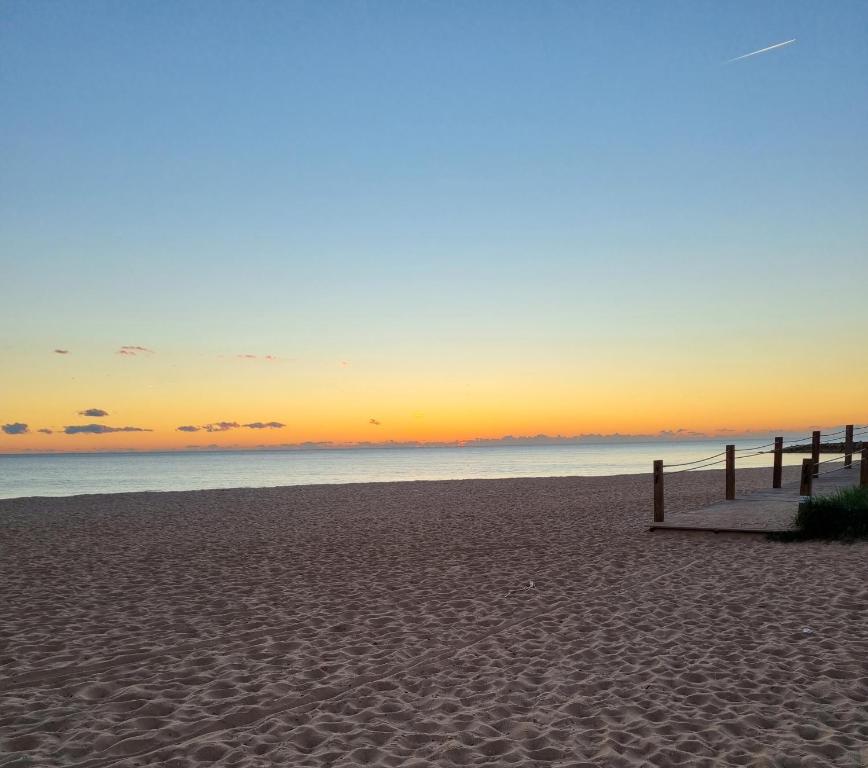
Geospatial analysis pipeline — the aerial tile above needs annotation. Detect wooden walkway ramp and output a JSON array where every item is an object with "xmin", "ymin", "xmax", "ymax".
[{"xmin": 650, "ymin": 462, "xmax": 862, "ymax": 534}]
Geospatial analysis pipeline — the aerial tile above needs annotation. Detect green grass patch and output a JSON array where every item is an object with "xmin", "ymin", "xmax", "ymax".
[{"xmin": 769, "ymin": 486, "xmax": 868, "ymax": 542}]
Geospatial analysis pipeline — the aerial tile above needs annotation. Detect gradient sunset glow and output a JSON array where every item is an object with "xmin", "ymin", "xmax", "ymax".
[{"xmin": 2, "ymin": 2, "xmax": 867, "ymax": 454}]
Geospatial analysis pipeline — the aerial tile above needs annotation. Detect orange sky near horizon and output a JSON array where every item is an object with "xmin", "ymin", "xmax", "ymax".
[{"xmin": 2, "ymin": 343, "xmax": 866, "ymax": 453}]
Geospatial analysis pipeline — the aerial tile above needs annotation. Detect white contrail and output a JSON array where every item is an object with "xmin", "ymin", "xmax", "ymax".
[{"xmin": 727, "ymin": 38, "xmax": 796, "ymax": 63}]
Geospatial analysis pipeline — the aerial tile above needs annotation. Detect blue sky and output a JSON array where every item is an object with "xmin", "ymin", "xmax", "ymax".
[{"xmin": 2, "ymin": 1, "xmax": 867, "ymax": 449}]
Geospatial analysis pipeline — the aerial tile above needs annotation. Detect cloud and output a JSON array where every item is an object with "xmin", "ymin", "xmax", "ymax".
[
  {"xmin": 657, "ymin": 428, "xmax": 705, "ymax": 438},
  {"xmin": 147, "ymin": 427, "xmax": 824, "ymax": 453},
  {"xmin": 54, "ymin": 349, "xmax": 69, "ymax": 354},
  {"xmin": 369, "ymin": 418, "xmax": 381, "ymax": 426},
  {"xmin": 117, "ymin": 345, "xmax": 154, "ymax": 356},
  {"xmin": 271, "ymin": 441, "xmax": 335, "ymax": 450},
  {"xmin": 237, "ymin": 354, "xmax": 278, "ymax": 361},
  {"xmin": 2, "ymin": 422, "xmax": 29, "ymax": 435},
  {"xmin": 38, "ymin": 428, "xmax": 54, "ymax": 434},
  {"xmin": 63, "ymin": 424, "xmax": 152, "ymax": 434},
  {"xmin": 204, "ymin": 421, "xmax": 240, "ymax": 433},
  {"xmin": 177, "ymin": 421, "xmax": 285, "ymax": 432},
  {"xmin": 78, "ymin": 408, "xmax": 109, "ymax": 417}
]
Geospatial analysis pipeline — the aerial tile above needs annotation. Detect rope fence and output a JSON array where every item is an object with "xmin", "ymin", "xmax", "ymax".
[
  {"xmin": 817, "ymin": 463, "xmax": 855, "ymax": 478},
  {"xmin": 726, "ymin": 440, "xmax": 778, "ymax": 453},
  {"xmin": 662, "ymin": 456, "xmax": 729, "ymax": 475},
  {"xmin": 734, "ymin": 449, "xmax": 772, "ymax": 460},
  {"xmin": 652, "ymin": 423, "xmax": 868, "ymax": 524}
]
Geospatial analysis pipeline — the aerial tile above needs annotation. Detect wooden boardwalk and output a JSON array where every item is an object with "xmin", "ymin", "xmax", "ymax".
[{"xmin": 650, "ymin": 462, "xmax": 863, "ymax": 534}]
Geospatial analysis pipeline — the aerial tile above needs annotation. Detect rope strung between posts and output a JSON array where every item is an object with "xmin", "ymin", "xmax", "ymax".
[
  {"xmin": 663, "ymin": 456, "xmax": 728, "ymax": 475},
  {"xmin": 816, "ymin": 463, "xmax": 854, "ymax": 477},
  {"xmin": 815, "ymin": 453, "xmax": 852, "ymax": 466},
  {"xmin": 784, "ymin": 428, "xmax": 848, "ymax": 448},
  {"xmin": 660, "ymin": 426, "xmax": 864, "ymax": 472},
  {"xmin": 662, "ymin": 451, "xmax": 727, "ymax": 468},
  {"xmin": 781, "ymin": 436, "xmax": 813, "ymax": 448},
  {"xmin": 735, "ymin": 431, "xmax": 845, "ymax": 452},
  {"xmin": 735, "ymin": 449, "xmax": 772, "ymax": 460},
  {"xmin": 815, "ymin": 428, "xmax": 855, "ymax": 439},
  {"xmin": 733, "ymin": 440, "xmax": 776, "ymax": 452}
]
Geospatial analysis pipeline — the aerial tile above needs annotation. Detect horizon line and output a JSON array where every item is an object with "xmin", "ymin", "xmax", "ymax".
[{"xmin": 2, "ymin": 428, "xmax": 860, "ymax": 458}]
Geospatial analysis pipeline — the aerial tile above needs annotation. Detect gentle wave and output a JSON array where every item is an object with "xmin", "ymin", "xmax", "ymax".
[{"xmin": 0, "ymin": 440, "xmax": 811, "ymax": 500}]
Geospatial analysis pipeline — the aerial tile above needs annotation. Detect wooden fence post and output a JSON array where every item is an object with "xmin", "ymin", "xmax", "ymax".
[
  {"xmin": 653, "ymin": 460, "xmax": 664, "ymax": 523},
  {"xmin": 844, "ymin": 424, "xmax": 854, "ymax": 469},
  {"xmin": 800, "ymin": 458, "xmax": 813, "ymax": 496},
  {"xmin": 772, "ymin": 436, "xmax": 783, "ymax": 488},
  {"xmin": 861, "ymin": 447, "xmax": 868, "ymax": 489},
  {"xmin": 725, "ymin": 444, "xmax": 735, "ymax": 500},
  {"xmin": 811, "ymin": 430, "xmax": 821, "ymax": 478}
]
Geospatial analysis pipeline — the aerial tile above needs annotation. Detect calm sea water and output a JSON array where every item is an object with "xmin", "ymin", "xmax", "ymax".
[{"xmin": 0, "ymin": 440, "xmax": 808, "ymax": 499}]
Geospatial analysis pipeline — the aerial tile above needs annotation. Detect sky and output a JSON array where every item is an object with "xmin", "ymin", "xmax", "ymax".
[{"xmin": 2, "ymin": 1, "xmax": 867, "ymax": 453}]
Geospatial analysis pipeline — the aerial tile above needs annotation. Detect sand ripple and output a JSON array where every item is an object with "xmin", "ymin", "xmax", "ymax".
[{"xmin": 1, "ymin": 468, "xmax": 866, "ymax": 766}]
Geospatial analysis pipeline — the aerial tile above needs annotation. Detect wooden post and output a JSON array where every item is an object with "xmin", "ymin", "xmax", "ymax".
[
  {"xmin": 844, "ymin": 424, "xmax": 854, "ymax": 469},
  {"xmin": 725, "ymin": 444, "xmax": 735, "ymax": 500},
  {"xmin": 653, "ymin": 460, "xmax": 664, "ymax": 522},
  {"xmin": 811, "ymin": 430, "xmax": 821, "ymax": 478},
  {"xmin": 800, "ymin": 458, "xmax": 813, "ymax": 496},
  {"xmin": 861, "ymin": 447, "xmax": 868, "ymax": 488},
  {"xmin": 772, "ymin": 436, "xmax": 783, "ymax": 489}
]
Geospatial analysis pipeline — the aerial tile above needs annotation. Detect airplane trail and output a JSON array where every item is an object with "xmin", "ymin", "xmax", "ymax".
[{"xmin": 728, "ymin": 38, "xmax": 796, "ymax": 63}]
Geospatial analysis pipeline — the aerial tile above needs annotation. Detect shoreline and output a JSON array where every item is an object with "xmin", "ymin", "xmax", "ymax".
[
  {"xmin": 1, "ymin": 469, "xmax": 669, "ymax": 504},
  {"xmin": 0, "ymin": 464, "xmax": 801, "ymax": 504},
  {"xmin": 0, "ymin": 448, "xmax": 821, "ymax": 502}
]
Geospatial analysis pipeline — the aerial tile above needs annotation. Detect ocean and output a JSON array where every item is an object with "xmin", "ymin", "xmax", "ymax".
[{"xmin": 0, "ymin": 439, "xmax": 811, "ymax": 499}]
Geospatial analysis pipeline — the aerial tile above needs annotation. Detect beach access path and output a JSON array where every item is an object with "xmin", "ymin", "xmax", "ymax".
[{"xmin": 651, "ymin": 462, "xmax": 863, "ymax": 534}]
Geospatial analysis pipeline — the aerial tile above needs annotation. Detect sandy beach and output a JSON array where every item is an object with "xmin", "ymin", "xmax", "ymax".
[{"xmin": 1, "ymin": 467, "xmax": 866, "ymax": 767}]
